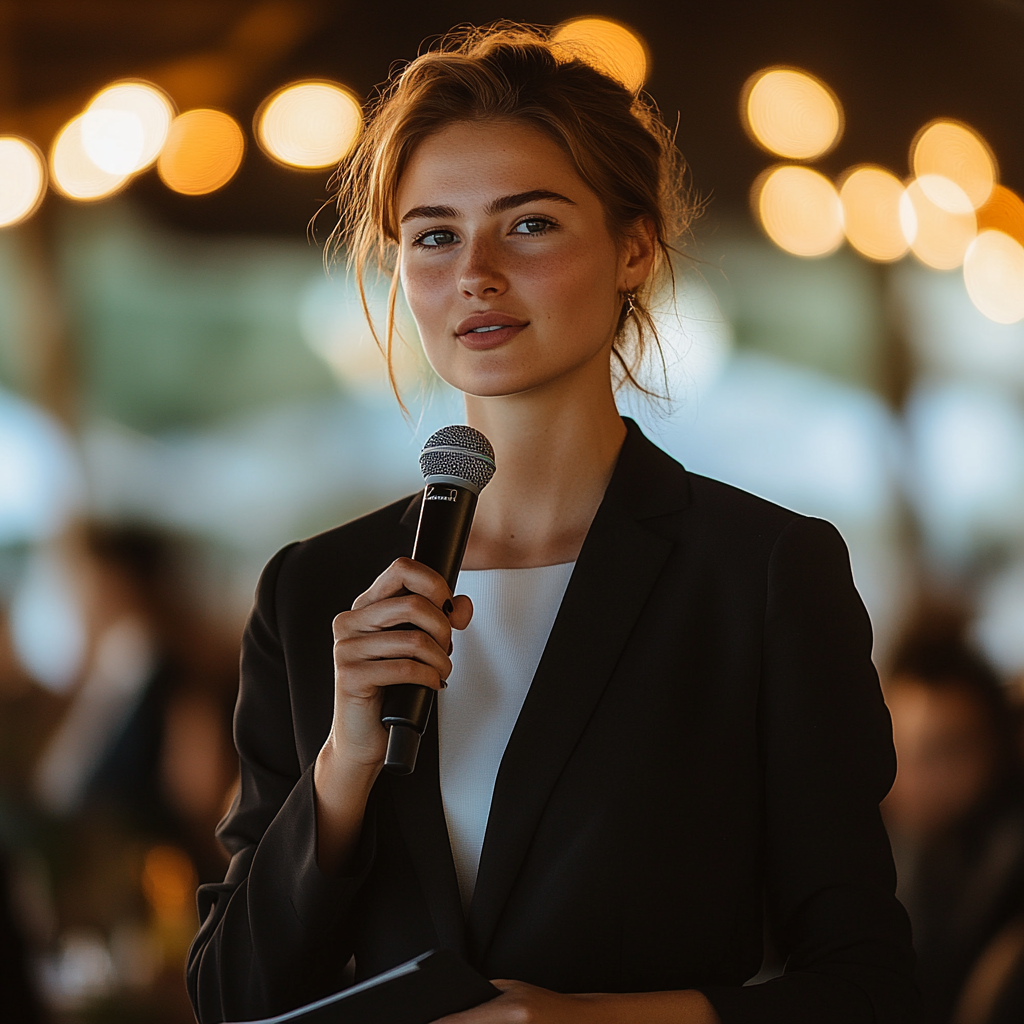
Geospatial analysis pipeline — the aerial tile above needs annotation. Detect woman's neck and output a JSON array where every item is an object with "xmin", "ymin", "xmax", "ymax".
[{"xmin": 460, "ymin": 364, "xmax": 626, "ymax": 570}]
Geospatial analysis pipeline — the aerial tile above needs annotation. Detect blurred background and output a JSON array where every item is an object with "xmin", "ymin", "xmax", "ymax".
[{"xmin": 1, "ymin": 2, "xmax": 1023, "ymax": 1022}]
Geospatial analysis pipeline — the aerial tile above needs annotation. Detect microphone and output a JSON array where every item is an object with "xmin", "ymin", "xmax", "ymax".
[{"xmin": 380, "ymin": 425, "xmax": 496, "ymax": 774}]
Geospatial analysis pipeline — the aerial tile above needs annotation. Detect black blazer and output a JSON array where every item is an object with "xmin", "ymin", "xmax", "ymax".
[{"xmin": 187, "ymin": 421, "xmax": 919, "ymax": 1024}]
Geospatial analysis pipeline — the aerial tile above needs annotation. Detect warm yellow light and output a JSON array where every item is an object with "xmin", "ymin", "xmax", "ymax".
[
  {"xmin": 257, "ymin": 81, "xmax": 362, "ymax": 169},
  {"xmin": 0, "ymin": 137, "xmax": 46, "ymax": 227},
  {"xmin": 839, "ymin": 165, "xmax": 908, "ymax": 262},
  {"xmin": 963, "ymin": 231, "xmax": 1024, "ymax": 324},
  {"xmin": 157, "ymin": 110, "xmax": 245, "ymax": 196},
  {"xmin": 976, "ymin": 184, "xmax": 1024, "ymax": 247},
  {"xmin": 50, "ymin": 116, "xmax": 130, "ymax": 201},
  {"xmin": 911, "ymin": 119, "xmax": 996, "ymax": 210},
  {"xmin": 142, "ymin": 845, "xmax": 197, "ymax": 922},
  {"xmin": 83, "ymin": 80, "xmax": 175, "ymax": 175},
  {"xmin": 754, "ymin": 165, "xmax": 844, "ymax": 258},
  {"xmin": 899, "ymin": 177, "xmax": 977, "ymax": 270},
  {"xmin": 551, "ymin": 17, "xmax": 649, "ymax": 93},
  {"xmin": 742, "ymin": 67, "xmax": 842, "ymax": 161}
]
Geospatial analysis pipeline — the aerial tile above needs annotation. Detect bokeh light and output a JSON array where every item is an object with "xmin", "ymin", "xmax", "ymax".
[
  {"xmin": 0, "ymin": 137, "xmax": 47, "ymax": 227},
  {"xmin": 839, "ymin": 165, "xmax": 908, "ymax": 262},
  {"xmin": 551, "ymin": 17, "xmax": 648, "ymax": 93},
  {"xmin": 82, "ymin": 80, "xmax": 175, "ymax": 175},
  {"xmin": 257, "ymin": 81, "xmax": 362, "ymax": 169},
  {"xmin": 900, "ymin": 176, "xmax": 977, "ymax": 270},
  {"xmin": 742, "ymin": 67, "xmax": 843, "ymax": 161},
  {"xmin": 142, "ymin": 845, "xmax": 197, "ymax": 922},
  {"xmin": 754, "ymin": 165, "xmax": 844, "ymax": 258},
  {"xmin": 50, "ymin": 116, "xmax": 130, "ymax": 201},
  {"xmin": 963, "ymin": 230, "xmax": 1024, "ymax": 324},
  {"xmin": 911, "ymin": 119, "xmax": 996, "ymax": 210},
  {"xmin": 976, "ymin": 184, "xmax": 1024, "ymax": 247},
  {"xmin": 157, "ymin": 109, "xmax": 245, "ymax": 196}
]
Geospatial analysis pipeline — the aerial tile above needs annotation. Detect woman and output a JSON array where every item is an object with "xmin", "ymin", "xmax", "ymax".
[{"xmin": 187, "ymin": 25, "xmax": 918, "ymax": 1024}]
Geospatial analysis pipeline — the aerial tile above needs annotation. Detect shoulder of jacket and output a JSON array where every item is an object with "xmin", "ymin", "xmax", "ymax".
[
  {"xmin": 679, "ymin": 472, "xmax": 803, "ymax": 536},
  {"xmin": 270, "ymin": 492, "xmax": 418, "ymax": 588}
]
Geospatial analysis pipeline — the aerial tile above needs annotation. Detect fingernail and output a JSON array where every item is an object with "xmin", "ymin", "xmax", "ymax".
[
  {"xmin": 442, "ymin": 599, "xmax": 453, "ymax": 616},
  {"xmin": 440, "ymin": 679, "xmax": 448, "ymax": 689}
]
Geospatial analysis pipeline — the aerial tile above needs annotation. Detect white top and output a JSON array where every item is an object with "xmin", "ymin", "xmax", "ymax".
[{"xmin": 438, "ymin": 561, "xmax": 575, "ymax": 913}]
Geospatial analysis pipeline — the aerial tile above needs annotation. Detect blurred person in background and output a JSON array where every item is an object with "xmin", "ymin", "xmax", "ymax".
[
  {"xmin": 21, "ymin": 524, "xmax": 238, "ymax": 1021},
  {"xmin": 884, "ymin": 618, "xmax": 1024, "ymax": 1024},
  {"xmin": 34, "ymin": 524, "xmax": 237, "ymax": 882}
]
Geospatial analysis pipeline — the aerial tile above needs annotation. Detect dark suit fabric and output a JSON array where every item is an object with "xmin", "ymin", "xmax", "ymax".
[{"xmin": 187, "ymin": 421, "xmax": 919, "ymax": 1024}]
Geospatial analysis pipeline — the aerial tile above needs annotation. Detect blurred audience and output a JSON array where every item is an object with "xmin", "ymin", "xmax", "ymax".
[
  {"xmin": 884, "ymin": 615, "xmax": 1024, "ymax": 1024},
  {"xmin": 0, "ymin": 523, "xmax": 241, "ymax": 1022},
  {"xmin": 34, "ymin": 525, "xmax": 238, "ymax": 880}
]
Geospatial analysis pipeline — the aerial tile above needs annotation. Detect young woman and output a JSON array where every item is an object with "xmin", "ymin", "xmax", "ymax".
[{"xmin": 187, "ymin": 25, "xmax": 919, "ymax": 1024}]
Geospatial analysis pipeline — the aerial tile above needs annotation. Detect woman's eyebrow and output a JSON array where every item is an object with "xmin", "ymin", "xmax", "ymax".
[
  {"xmin": 400, "ymin": 190, "xmax": 576, "ymax": 224},
  {"xmin": 485, "ymin": 190, "xmax": 576, "ymax": 214}
]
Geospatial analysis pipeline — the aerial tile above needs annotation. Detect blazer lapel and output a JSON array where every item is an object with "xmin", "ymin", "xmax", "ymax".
[
  {"xmin": 386, "ymin": 679, "xmax": 469, "ymax": 958},
  {"xmin": 466, "ymin": 421, "xmax": 690, "ymax": 962}
]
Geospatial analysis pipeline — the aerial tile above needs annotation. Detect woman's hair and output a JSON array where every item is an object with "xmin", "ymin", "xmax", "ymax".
[{"xmin": 332, "ymin": 22, "xmax": 693, "ymax": 402}]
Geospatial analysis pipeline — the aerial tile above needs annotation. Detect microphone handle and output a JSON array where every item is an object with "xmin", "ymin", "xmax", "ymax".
[{"xmin": 380, "ymin": 482, "xmax": 478, "ymax": 774}]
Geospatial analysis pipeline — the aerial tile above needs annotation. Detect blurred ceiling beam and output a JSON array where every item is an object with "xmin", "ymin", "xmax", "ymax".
[{"xmin": 0, "ymin": 1, "xmax": 324, "ymax": 150}]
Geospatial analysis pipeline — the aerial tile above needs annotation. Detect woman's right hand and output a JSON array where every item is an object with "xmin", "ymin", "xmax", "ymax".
[{"xmin": 313, "ymin": 557, "xmax": 473, "ymax": 871}]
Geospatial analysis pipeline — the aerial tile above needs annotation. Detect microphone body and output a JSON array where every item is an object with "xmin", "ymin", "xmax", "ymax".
[{"xmin": 380, "ymin": 426, "xmax": 496, "ymax": 774}]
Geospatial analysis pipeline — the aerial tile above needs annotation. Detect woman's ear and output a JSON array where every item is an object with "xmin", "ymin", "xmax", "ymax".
[{"xmin": 619, "ymin": 216, "xmax": 658, "ymax": 291}]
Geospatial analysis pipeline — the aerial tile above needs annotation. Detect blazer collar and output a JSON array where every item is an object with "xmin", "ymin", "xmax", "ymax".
[{"xmin": 390, "ymin": 419, "xmax": 690, "ymax": 964}]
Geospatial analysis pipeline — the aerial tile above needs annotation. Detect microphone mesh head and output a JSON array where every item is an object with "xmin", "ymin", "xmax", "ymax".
[{"xmin": 419, "ymin": 425, "xmax": 496, "ymax": 490}]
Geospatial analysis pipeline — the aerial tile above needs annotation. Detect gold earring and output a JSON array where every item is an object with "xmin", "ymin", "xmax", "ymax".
[{"xmin": 623, "ymin": 290, "xmax": 638, "ymax": 318}]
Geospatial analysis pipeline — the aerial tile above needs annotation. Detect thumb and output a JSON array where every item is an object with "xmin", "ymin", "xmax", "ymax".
[{"xmin": 449, "ymin": 594, "xmax": 474, "ymax": 631}]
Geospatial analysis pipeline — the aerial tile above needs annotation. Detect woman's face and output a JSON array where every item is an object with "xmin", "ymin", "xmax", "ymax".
[{"xmin": 396, "ymin": 120, "xmax": 648, "ymax": 398}]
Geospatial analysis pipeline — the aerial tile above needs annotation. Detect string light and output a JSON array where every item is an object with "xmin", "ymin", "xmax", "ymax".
[
  {"xmin": 900, "ymin": 177, "xmax": 977, "ymax": 270},
  {"xmin": 157, "ymin": 110, "xmax": 245, "ymax": 196},
  {"xmin": 963, "ymin": 230, "xmax": 1024, "ymax": 324},
  {"xmin": 257, "ymin": 81, "xmax": 361, "ymax": 168},
  {"xmin": 551, "ymin": 17, "xmax": 649, "ymax": 93},
  {"xmin": 50, "ymin": 116, "xmax": 130, "ymax": 201},
  {"xmin": 82, "ymin": 81, "xmax": 175, "ymax": 175},
  {"xmin": 0, "ymin": 137, "xmax": 46, "ymax": 227},
  {"xmin": 911, "ymin": 119, "xmax": 996, "ymax": 211},
  {"xmin": 754, "ymin": 165, "xmax": 844, "ymax": 258},
  {"xmin": 839, "ymin": 166, "xmax": 908, "ymax": 262},
  {"xmin": 742, "ymin": 67, "xmax": 843, "ymax": 161},
  {"xmin": 976, "ymin": 184, "xmax": 1024, "ymax": 247}
]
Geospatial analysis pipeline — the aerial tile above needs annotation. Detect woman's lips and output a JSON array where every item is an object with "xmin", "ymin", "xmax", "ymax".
[
  {"xmin": 455, "ymin": 313, "xmax": 528, "ymax": 350},
  {"xmin": 457, "ymin": 323, "xmax": 527, "ymax": 349}
]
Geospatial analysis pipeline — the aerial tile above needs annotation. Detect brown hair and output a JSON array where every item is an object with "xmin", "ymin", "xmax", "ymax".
[{"xmin": 332, "ymin": 22, "xmax": 693, "ymax": 403}]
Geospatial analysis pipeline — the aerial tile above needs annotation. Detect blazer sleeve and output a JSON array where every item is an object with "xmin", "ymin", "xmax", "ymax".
[
  {"xmin": 702, "ymin": 517, "xmax": 920, "ymax": 1024},
  {"xmin": 186, "ymin": 543, "xmax": 377, "ymax": 1024}
]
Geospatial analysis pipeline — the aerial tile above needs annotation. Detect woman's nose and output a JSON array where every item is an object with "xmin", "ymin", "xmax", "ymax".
[{"xmin": 458, "ymin": 238, "xmax": 507, "ymax": 298}]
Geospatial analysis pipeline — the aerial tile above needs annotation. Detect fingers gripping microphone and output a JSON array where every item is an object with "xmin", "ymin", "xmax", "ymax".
[{"xmin": 380, "ymin": 425, "xmax": 496, "ymax": 775}]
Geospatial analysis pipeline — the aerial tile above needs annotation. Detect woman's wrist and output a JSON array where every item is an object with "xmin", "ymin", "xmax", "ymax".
[
  {"xmin": 584, "ymin": 988, "xmax": 721, "ymax": 1024},
  {"xmin": 313, "ymin": 734, "xmax": 381, "ymax": 874}
]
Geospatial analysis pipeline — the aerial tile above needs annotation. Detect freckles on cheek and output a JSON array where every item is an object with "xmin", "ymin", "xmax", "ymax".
[{"xmin": 403, "ymin": 267, "xmax": 451, "ymax": 340}]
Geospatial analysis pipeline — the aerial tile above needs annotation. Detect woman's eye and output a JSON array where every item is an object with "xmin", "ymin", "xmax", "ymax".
[
  {"xmin": 512, "ymin": 218, "xmax": 552, "ymax": 236},
  {"xmin": 416, "ymin": 229, "xmax": 458, "ymax": 248}
]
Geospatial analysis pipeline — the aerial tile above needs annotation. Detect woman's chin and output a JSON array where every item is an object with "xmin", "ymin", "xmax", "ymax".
[{"xmin": 434, "ymin": 361, "xmax": 551, "ymax": 400}]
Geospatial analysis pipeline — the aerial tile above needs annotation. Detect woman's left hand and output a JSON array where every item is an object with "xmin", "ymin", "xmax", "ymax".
[
  {"xmin": 431, "ymin": 980, "xmax": 602, "ymax": 1023},
  {"xmin": 431, "ymin": 980, "xmax": 722, "ymax": 1024}
]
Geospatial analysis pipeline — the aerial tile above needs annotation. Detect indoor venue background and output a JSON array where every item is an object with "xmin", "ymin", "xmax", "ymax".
[{"xmin": 1, "ymin": 2, "xmax": 1023, "ymax": 1022}]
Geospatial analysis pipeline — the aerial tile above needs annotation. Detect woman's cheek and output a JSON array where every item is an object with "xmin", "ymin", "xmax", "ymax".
[{"xmin": 402, "ymin": 268, "xmax": 451, "ymax": 345}]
